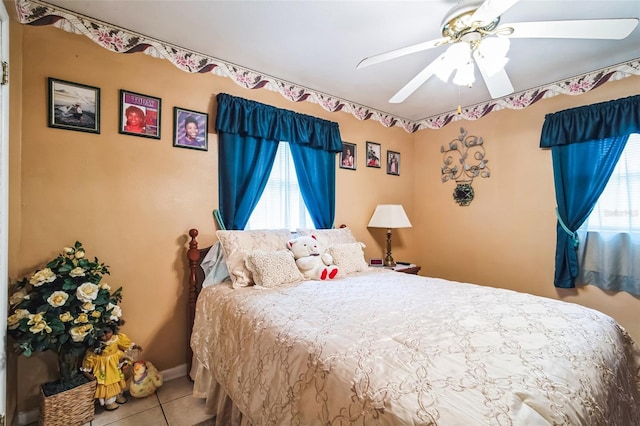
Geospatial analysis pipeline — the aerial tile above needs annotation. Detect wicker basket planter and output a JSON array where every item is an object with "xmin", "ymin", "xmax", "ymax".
[{"xmin": 40, "ymin": 379, "xmax": 96, "ymax": 426}]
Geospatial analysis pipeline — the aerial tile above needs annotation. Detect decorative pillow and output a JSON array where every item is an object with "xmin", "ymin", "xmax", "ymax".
[
  {"xmin": 326, "ymin": 242, "xmax": 368, "ymax": 276},
  {"xmin": 201, "ymin": 241, "xmax": 231, "ymax": 287},
  {"xmin": 245, "ymin": 250, "xmax": 304, "ymax": 288},
  {"xmin": 216, "ymin": 229, "xmax": 292, "ymax": 288},
  {"xmin": 297, "ymin": 227, "xmax": 357, "ymax": 251}
]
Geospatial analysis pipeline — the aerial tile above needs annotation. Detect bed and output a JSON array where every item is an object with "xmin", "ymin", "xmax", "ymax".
[{"xmin": 185, "ymin": 228, "xmax": 640, "ymax": 425}]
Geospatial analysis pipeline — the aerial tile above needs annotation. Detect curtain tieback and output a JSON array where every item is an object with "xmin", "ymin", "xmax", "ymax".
[{"xmin": 555, "ymin": 207, "xmax": 579, "ymax": 248}]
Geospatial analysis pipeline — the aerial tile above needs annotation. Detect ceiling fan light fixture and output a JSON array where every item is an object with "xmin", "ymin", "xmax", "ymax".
[
  {"xmin": 359, "ymin": 0, "xmax": 639, "ymax": 104},
  {"xmin": 435, "ymin": 43, "xmax": 470, "ymax": 82},
  {"xmin": 441, "ymin": 0, "xmax": 500, "ymax": 40},
  {"xmin": 453, "ymin": 60, "xmax": 475, "ymax": 86},
  {"xmin": 434, "ymin": 58, "xmax": 454, "ymax": 83},
  {"xmin": 475, "ymin": 36, "xmax": 511, "ymax": 76}
]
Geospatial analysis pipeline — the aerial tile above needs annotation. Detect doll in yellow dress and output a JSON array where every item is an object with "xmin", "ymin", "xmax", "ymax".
[{"xmin": 81, "ymin": 323, "xmax": 142, "ymax": 411}]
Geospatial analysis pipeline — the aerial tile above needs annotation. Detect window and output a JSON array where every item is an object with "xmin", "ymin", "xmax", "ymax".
[
  {"xmin": 578, "ymin": 133, "xmax": 640, "ymax": 295},
  {"xmin": 582, "ymin": 133, "xmax": 640, "ymax": 233},
  {"xmin": 245, "ymin": 142, "xmax": 314, "ymax": 231}
]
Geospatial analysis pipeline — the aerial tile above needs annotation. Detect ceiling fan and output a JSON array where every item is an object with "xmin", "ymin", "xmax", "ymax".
[{"xmin": 356, "ymin": 0, "xmax": 639, "ymax": 103}]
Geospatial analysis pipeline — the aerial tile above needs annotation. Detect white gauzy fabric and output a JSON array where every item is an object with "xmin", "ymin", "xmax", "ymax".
[
  {"xmin": 577, "ymin": 230, "xmax": 640, "ymax": 295},
  {"xmin": 191, "ymin": 270, "xmax": 640, "ymax": 425}
]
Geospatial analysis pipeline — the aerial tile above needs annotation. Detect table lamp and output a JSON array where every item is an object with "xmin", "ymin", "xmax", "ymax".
[{"xmin": 367, "ymin": 204, "xmax": 412, "ymax": 267}]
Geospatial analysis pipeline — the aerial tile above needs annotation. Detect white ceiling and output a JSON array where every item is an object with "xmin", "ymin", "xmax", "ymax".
[{"xmin": 40, "ymin": 0, "xmax": 640, "ymax": 121}]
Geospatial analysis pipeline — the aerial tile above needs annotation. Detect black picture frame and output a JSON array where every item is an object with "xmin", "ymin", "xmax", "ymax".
[
  {"xmin": 48, "ymin": 78, "xmax": 100, "ymax": 134},
  {"xmin": 119, "ymin": 90, "xmax": 161, "ymax": 139},
  {"xmin": 339, "ymin": 141, "xmax": 357, "ymax": 170},
  {"xmin": 173, "ymin": 107, "xmax": 208, "ymax": 151},
  {"xmin": 366, "ymin": 141, "xmax": 381, "ymax": 168},
  {"xmin": 387, "ymin": 150, "xmax": 400, "ymax": 176}
]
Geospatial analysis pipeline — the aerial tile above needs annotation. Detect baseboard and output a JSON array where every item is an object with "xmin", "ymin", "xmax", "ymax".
[
  {"xmin": 16, "ymin": 363, "xmax": 188, "ymax": 425},
  {"xmin": 16, "ymin": 410, "xmax": 38, "ymax": 426},
  {"xmin": 161, "ymin": 362, "xmax": 188, "ymax": 382}
]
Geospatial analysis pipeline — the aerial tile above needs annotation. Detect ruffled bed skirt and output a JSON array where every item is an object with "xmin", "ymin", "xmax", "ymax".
[{"xmin": 190, "ymin": 357, "xmax": 252, "ymax": 426}]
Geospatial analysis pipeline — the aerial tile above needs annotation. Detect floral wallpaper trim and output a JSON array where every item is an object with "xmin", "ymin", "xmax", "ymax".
[{"xmin": 17, "ymin": 0, "xmax": 640, "ymax": 133}]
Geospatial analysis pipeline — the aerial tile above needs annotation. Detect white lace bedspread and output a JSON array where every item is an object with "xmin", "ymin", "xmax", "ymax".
[{"xmin": 191, "ymin": 268, "xmax": 640, "ymax": 425}]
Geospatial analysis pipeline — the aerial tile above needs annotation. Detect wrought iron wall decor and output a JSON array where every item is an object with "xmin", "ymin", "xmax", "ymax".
[{"xmin": 441, "ymin": 127, "xmax": 490, "ymax": 206}]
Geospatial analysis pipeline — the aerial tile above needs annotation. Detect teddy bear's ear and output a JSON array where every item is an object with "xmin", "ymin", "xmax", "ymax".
[{"xmin": 287, "ymin": 240, "xmax": 294, "ymax": 248}]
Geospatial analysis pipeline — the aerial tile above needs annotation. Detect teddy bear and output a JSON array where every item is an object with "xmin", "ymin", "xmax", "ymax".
[
  {"xmin": 128, "ymin": 360, "xmax": 164, "ymax": 398},
  {"xmin": 287, "ymin": 235, "xmax": 339, "ymax": 280}
]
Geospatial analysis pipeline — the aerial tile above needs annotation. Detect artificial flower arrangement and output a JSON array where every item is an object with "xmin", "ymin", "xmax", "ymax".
[{"xmin": 7, "ymin": 241, "xmax": 124, "ymax": 395}]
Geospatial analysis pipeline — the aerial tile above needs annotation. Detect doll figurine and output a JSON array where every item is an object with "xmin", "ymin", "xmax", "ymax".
[{"xmin": 81, "ymin": 323, "xmax": 142, "ymax": 411}]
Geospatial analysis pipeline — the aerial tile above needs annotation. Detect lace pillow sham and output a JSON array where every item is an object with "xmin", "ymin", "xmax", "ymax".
[
  {"xmin": 297, "ymin": 227, "xmax": 357, "ymax": 251},
  {"xmin": 326, "ymin": 242, "xmax": 368, "ymax": 276},
  {"xmin": 245, "ymin": 250, "xmax": 304, "ymax": 288},
  {"xmin": 216, "ymin": 229, "xmax": 292, "ymax": 288}
]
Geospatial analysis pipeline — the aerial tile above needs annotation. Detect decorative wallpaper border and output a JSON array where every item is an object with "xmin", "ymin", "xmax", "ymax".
[{"xmin": 17, "ymin": 0, "xmax": 640, "ymax": 133}]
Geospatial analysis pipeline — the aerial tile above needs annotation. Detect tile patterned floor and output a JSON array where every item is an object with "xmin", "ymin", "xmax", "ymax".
[{"xmin": 28, "ymin": 376, "xmax": 214, "ymax": 426}]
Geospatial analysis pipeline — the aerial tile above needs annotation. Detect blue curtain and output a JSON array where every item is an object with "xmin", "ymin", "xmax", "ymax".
[
  {"xmin": 216, "ymin": 93, "xmax": 342, "ymax": 230},
  {"xmin": 290, "ymin": 144, "xmax": 336, "ymax": 229},
  {"xmin": 217, "ymin": 132, "xmax": 279, "ymax": 230},
  {"xmin": 540, "ymin": 95, "xmax": 640, "ymax": 288}
]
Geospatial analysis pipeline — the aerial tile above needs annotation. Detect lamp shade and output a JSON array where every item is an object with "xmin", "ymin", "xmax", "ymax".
[{"xmin": 367, "ymin": 204, "xmax": 412, "ymax": 229}]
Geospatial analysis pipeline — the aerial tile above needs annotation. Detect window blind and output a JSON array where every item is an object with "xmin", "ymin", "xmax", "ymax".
[{"xmin": 584, "ymin": 133, "xmax": 640, "ymax": 232}]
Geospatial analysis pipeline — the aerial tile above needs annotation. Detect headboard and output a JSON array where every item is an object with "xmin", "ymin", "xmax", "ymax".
[{"xmin": 186, "ymin": 228, "xmax": 211, "ymax": 374}]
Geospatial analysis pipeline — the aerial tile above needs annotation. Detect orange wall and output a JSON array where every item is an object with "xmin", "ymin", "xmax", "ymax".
[
  {"xmin": 413, "ymin": 76, "xmax": 640, "ymax": 347},
  {"xmin": 10, "ymin": 23, "xmax": 415, "ymax": 411},
  {"xmin": 9, "ymin": 14, "xmax": 640, "ymax": 416}
]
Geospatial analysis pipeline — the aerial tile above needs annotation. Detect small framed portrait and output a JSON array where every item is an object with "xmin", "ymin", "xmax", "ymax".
[
  {"xmin": 119, "ymin": 90, "xmax": 161, "ymax": 139},
  {"xmin": 339, "ymin": 141, "xmax": 357, "ymax": 170},
  {"xmin": 173, "ymin": 107, "xmax": 208, "ymax": 151},
  {"xmin": 48, "ymin": 78, "xmax": 100, "ymax": 134},
  {"xmin": 366, "ymin": 141, "xmax": 381, "ymax": 168},
  {"xmin": 387, "ymin": 150, "xmax": 401, "ymax": 176}
]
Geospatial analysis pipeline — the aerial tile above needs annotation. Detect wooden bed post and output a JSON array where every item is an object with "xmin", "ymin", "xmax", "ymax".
[{"xmin": 186, "ymin": 228, "xmax": 200, "ymax": 376}]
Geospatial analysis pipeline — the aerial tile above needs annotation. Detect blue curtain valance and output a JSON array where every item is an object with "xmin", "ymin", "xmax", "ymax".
[
  {"xmin": 216, "ymin": 93, "xmax": 342, "ymax": 153},
  {"xmin": 540, "ymin": 95, "xmax": 640, "ymax": 148}
]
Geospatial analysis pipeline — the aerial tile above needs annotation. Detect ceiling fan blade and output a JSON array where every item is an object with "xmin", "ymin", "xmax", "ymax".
[
  {"xmin": 507, "ymin": 18, "xmax": 639, "ymax": 39},
  {"xmin": 473, "ymin": 49, "xmax": 514, "ymax": 98},
  {"xmin": 389, "ymin": 52, "xmax": 449, "ymax": 103},
  {"xmin": 470, "ymin": 0, "xmax": 521, "ymax": 26},
  {"xmin": 356, "ymin": 37, "xmax": 450, "ymax": 69}
]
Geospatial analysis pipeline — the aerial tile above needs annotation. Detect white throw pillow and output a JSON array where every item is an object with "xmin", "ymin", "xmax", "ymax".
[
  {"xmin": 326, "ymin": 242, "xmax": 368, "ymax": 276},
  {"xmin": 216, "ymin": 229, "xmax": 292, "ymax": 288},
  {"xmin": 245, "ymin": 250, "xmax": 304, "ymax": 288},
  {"xmin": 297, "ymin": 227, "xmax": 357, "ymax": 251}
]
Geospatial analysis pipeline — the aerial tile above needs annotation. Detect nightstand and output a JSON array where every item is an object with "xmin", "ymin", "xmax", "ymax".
[{"xmin": 393, "ymin": 264, "xmax": 421, "ymax": 275}]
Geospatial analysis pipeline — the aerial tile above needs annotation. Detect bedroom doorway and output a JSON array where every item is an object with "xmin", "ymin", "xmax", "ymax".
[{"xmin": 0, "ymin": 1, "xmax": 9, "ymax": 423}]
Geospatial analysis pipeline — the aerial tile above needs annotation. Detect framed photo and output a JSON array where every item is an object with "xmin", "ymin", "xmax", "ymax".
[
  {"xmin": 173, "ymin": 107, "xmax": 208, "ymax": 151},
  {"xmin": 366, "ymin": 141, "xmax": 381, "ymax": 168},
  {"xmin": 387, "ymin": 150, "xmax": 400, "ymax": 176},
  {"xmin": 339, "ymin": 141, "xmax": 356, "ymax": 170},
  {"xmin": 119, "ymin": 90, "xmax": 161, "ymax": 139},
  {"xmin": 48, "ymin": 78, "xmax": 100, "ymax": 134}
]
